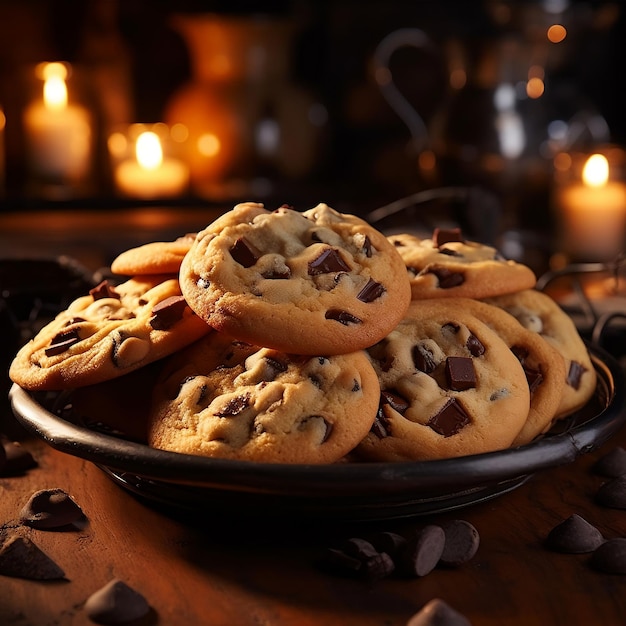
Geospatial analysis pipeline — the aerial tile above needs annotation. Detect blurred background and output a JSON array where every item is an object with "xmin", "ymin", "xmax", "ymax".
[{"xmin": 0, "ymin": 0, "xmax": 625, "ymax": 267}]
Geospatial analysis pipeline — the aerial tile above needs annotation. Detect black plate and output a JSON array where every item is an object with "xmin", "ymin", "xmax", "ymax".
[{"xmin": 8, "ymin": 344, "xmax": 626, "ymax": 522}]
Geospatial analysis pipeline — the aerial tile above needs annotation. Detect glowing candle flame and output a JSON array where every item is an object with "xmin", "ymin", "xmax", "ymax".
[
  {"xmin": 136, "ymin": 131, "xmax": 163, "ymax": 169},
  {"xmin": 41, "ymin": 62, "xmax": 69, "ymax": 112},
  {"xmin": 582, "ymin": 154, "xmax": 609, "ymax": 188}
]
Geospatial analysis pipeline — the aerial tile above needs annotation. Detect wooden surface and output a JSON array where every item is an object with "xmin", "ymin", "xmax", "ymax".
[{"xmin": 1, "ymin": 406, "xmax": 626, "ymax": 626}]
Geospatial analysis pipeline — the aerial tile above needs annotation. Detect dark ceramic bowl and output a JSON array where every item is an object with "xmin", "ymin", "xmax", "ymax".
[{"xmin": 8, "ymin": 344, "xmax": 626, "ymax": 522}]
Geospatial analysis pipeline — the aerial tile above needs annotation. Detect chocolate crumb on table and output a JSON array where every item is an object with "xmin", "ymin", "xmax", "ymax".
[
  {"xmin": 84, "ymin": 578, "xmax": 151, "ymax": 624},
  {"xmin": 545, "ymin": 514, "xmax": 605, "ymax": 554},
  {"xmin": 0, "ymin": 529, "xmax": 66, "ymax": 581},
  {"xmin": 19, "ymin": 488, "xmax": 87, "ymax": 530}
]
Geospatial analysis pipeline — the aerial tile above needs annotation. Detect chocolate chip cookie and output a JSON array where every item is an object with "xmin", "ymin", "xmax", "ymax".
[
  {"xmin": 388, "ymin": 229, "xmax": 536, "ymax": 300},
  {"xmin": 484, "ymin": 289, "xmax": 597, "ymax": 417},
  {"xmin": 356, "ymin": 299, "xmax": 531, "ymax": 461},
  {"xmin": 179, "ymin": 202, "xmax": 412, "ymax": 355},
  {"xmin": 148, "ymin": 331, "xmax": 380, "ymax": 463},
  {"xmin": 9, "ymin": 275, "xmax": 210, "ymax": 390}
]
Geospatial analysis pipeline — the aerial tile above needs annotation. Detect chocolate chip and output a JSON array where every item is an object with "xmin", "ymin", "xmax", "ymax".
[
  {"xmin": 427, "ymin": 398, "xmax": 471, "ymax": 437},
  {"xmin": 511, "ymin": 346, "xmax": 544, "ymax": 393},
  {"xmin": 592, "ymin": 447, "xmax": 626, "ymax": 477},
  {"xmin": 84, "ymin": 578, "xmax": 150, "ymax": 624},
  {"xmin": 262, "ymin": 356, "xmax": 289, "ymax": 381},
  {"xmin": 356, "ymin": 278, "xmax": 385, "ymax": 303},
  {"xmin": 428, "ymin": 267, "xmax": 465, "ymax": 289},
  {"xmin": 325, "ymin": 309, "xmax": 362, "ymax": 325},
  {"xmin": 466, "ymin": 333, "xmax": 485, "ymax": 357},
  {"xmin": 545, "ymin": 514, "xmax": 605, "ymax": 553},
  {"xmin": 567, "ymin": 361, "xmax": 587, "ymax": 390},
  {"xmin": 413, "ymin": 344, "xmax": 437, "ymax": 374},
  {"xmin": 381, "ymin": 390, "xmax": 410, "ymax": 414},
  {"xmin": 0, "ymin": 440, "xmax": 37, "ymax": 475},
  {"xmin": 89, "ymin": 280, "xmax": 120, "ymax": 301},
  {"xmin": 149, "ymin": 295, "xmax": 187, "ymax": 330},
  {"xmin": 362, "ymin": 235, "xmax": 373, "ymax": 258},
  {"xmin": 20, "ymin": 488, "xmax": 86, "ymax": 530},
  {"xmin": 343, "ymin": 537, "xmax": 379, "ymax": 560},
  {"xmin": 0, "ymin": 533, "xmax": 65, "ymax": 580},
  {"xmin": 370, "ymin": 531, "xmax": 407, "ymax": 558},
  {"xmin": 400, "ymin": 525, "xmax": 446, "ymax": 577},
  {"xmin": 371, "ymin": 409, "xmax": 390, "ymax": 438},
  {"xmin": 308, "ymin": 248, "xmax": 351, "ymax": 275},
  {"xmin": 406, "ymin": 598, "xmax": 472, "ymax": 626},
  {"xmin": 439, "ymin": 520, "xmax": 480, "ymax": 566},
  {"xmin": 215, "ymin": 394, "xmax": 250, "ymax": 417},
  {"xmin": 433, "ymin": 227, "xmax": 464, "ymax": 247},
  {"xmin": 45, "ymin": 328, "xmax": 81, "ymax": 356},
  {"xmin": 595, "ymin": 476, "xmax": 626, "ymax": 509},
  {"xmin": 361, "ymin": 552, "xmax": 396, "ymax": 581},
  {"xmin": 445, "ymin": 356, "xmax": 476, "ymax": 391},
  {"xmin": 230, "ymin": 237, "xmax": 261, "ymax": 267},
  {"xmin": 589, "ymin": 538, "xmax": 626, "ymax": 574}
]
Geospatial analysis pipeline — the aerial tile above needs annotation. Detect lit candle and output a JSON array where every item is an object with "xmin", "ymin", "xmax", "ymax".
[
  {"xmin": 23, "ymin": 62, "xmax": 91, "ymax": 181},
  {"xmin": 555, "ymin": 152, "xmax": 626, "ymax": 261},
  {"xmin": 114, "ymin": 130, "xmax": 189, "ymax": 198}
]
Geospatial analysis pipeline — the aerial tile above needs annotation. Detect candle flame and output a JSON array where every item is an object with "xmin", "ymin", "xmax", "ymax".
[
  {"xmin": 582, "ymin": 154, "xmax": 609, "ymax": 188},
  {"xmin": 43, "ymin": 76, "xmax": 68, "ymax": 111},
  {"xmin": 136, "ymin": 132, "xmax": 163, "ymax": 170}
]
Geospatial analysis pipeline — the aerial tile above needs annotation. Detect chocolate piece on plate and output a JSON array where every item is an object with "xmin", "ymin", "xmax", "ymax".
[
  {"xmin": 20, "ymin": 488, "xmax": 86, "ymax": 530},
  {"xmin": 589, "ymin": 538, "xmax": 626, "ymax": 574},
  {"xmin": 595, "ymin": 476, "xmax": 626, "ymax": 510},
  {"xmin": 0, "ymin": 532, "xmax": 66, "ymax": 580},
  {"xmin": 84, "ymin": 578, "xmax": 151, "ymax": 624},
  {"xmin": 406, "ymin": 598, "xmax": 472, "ymax": 626},
  {"xmin": 439, "ymin": 520, "xmax": 480, "ymax": 566},
  {"xmin": 592, "ymin": 446, "xmax": 626, "ymax": 478},
  {"xmin": 400, "ymin": 525, "xmax": 446, "ymax": 577},
  {"xmin": 545, "ymin": 514, "xmax": 604, "ymax": 553}
]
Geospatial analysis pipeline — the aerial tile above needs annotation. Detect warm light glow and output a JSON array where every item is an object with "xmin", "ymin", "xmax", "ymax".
[
  {"xmin": 136, "ymin": 132, "xmax": 163, "ymax": 169},
  {"xmin": 197, "ymin": 133, "xmax": 221, "ymax": 157},
  {"xmin": 583, "ymin": 154, "xmax": 609, "ymax": 187},
  {"xmin": 43, "ymin": 75, "xmax": 68, "ymax": 111},
  {"xmin": 547, "ymin": 24, "xmax": 567, "ymax": 43},
  {"xmin": 554, "ymin": 151, "xmax": 572, "ymax": 172},
  {"xmin": 526, "ymin": 77, "xmax": 545, "ymax": 99},
  {"xmin": 171, "ymin": 123, "xmax": 189, "ymax": 143},
  {"xmin": 0, "ymin": 108, "xmax": 5, "ymax": 131}
]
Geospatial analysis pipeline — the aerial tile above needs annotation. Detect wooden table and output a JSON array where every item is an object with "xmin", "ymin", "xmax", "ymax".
[{"xmin": 1, "ymin": 398, "xmax": 626, "ymax": 626}]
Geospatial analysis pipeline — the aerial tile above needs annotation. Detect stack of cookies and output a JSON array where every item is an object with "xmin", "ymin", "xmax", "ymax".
[{"xmin": 9, "ymin": 202, "xmax": 597, "ymax": 464}]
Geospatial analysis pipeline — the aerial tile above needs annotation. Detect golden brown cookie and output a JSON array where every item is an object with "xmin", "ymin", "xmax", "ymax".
[
  {"xmin": 355, "ymin": 300, "xmax": 531, "ymax": 461},
  {"xmin": 9, "ymin": 275, "xmax": 211, "ymax": 391},
  {"xmin": 110, "ymin": 234, "xmax": 196, "ymax": 276},
  {"xmin": 484, "ymin": 289, "xmax": 597, "ymax": 417},
  {"xmin": 148, "ymin": 332, "xmax": 380, "ymax": 463},
  {"xmin": 456, "ymin": 298, "xmax": 567, "ymax": 445},
  {"xmin": 179, "ymin": 202, "xmax": 412, "ymax": 355},
  {"xmin": 388, "ymin": 229, "xmax": 536, "ymax": 300}
]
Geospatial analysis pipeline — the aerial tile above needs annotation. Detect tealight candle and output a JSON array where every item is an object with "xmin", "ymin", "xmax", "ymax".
[
  {"xmin": 23, "ymin": 62, "xmax": 92, "ymax": 183},
  {"xmin": 110, "ymin": 125, "xmax": 189, "ymax": 198},
  {"xmin": 554, "ymin": 148, "xmax": 626, "ymax": 261}
]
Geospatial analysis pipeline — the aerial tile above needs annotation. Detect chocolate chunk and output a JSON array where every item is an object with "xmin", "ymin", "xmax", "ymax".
[
  {"xmin": 400, "ymin": 525, "xmax": 446, "ymax": 577},
  {"xmin": 381, "ymin": 390, "xmax": 409, "ymax": 414},
  {"xmin": 429, "ymin": 267, "xmax": 465, "ymax": 289},
  {"xmin": 216, "ymin": 394, "xmax": 250, "ymax": 417},
  {"xmin": 84, "ymin": 578, "xmax": 150, "ymax": 624},
  {"xmin": 433, "ymin": 227, "xmax": 464, "ymax": 247},
  {"xmin": 0, "ymin": 440, "xmax": 37, "ymax": 475},
  {"xmin": 89, "ymin": 280, "xmax": 120, "ymax": 301},
  {"xmin": 230, "ymin": 237, "xmax": 261, "ymax": 267},
  {"xmin": 407, "ymin": 598, "xmax": 472, "ymax": 626},
  {"xmin": 567, "ymin": 360, "xmax": 587, "ymax": 390},
  {"xmin": 325, "ymin": 309, "xmax": 362, "ymax": 325},
  {"xmin": 445, "ymin": 356, "xmax": 476, "ymax": 391},
  {"xmin": 0, "ymin": 533, "xmax": 65, "ymax": 580},
  {"xmin": 466, "ymin": 334, "xmax": 485, "ymax": 357},
  {"xmin": 595, "ymin": 476, "xmax": 626, "ymax": 509},
  {"xmin": 20, "ymin": 488, "xmax": 86, "ymax": 530},
  {"xmin": 362, "ymin": 235, "xmax": 373, "ymax": 258},
  {"xmin": 413, "ymin": 344, "xmax": 437, "ymax": 373},
  {"xmin": 370, "ymin": 531, "xmax": 407, "ymax": 558},
  {"xmin": 439, "ymin": 520, "xmax": 480, "ymax": 566},
  {"xmin": 590, "ymin": 538, "xmax": 626, "ymax": 574},
  {"xmin": 262, "ymin": 356, "xmax": 289, "ymax": 380},
  {"xmin": 361, "ymin": 551, "xmax": 395, "ymax": 581},
  {"xmin": 592, "ymin": 447, "xmax": 626, "ymax": 477},
  {"xmin": 511, "ymin": 346, "xmax": 544, "ymax": 393},
  {"xmin": 45, "ymin": 328, "xmax": 81, "ymax": 356},
  {"xmin": 308, "ymin": 248, "xmax": 350, "ymax": 275},
  {"xmin": 343, "ymin": 537, "xmax": 379, "ymax": 560},
  {"xmin": 428, "ymin": 398, "xmax": 471, "ymax": 437},
  {"xmin": 545, "ymin": 514, "xmax": 604, "ymax": 553},
  {"xmin": 356, "ymin": 278, "xmax": 385, "ymax": 303},
  {"xmin": 371, "ymin": 409, "xmax": 391, "ymax": 438},
  {"xmin": 149, "ymin": 295, "xmax": 187, "ymax": 330}
]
